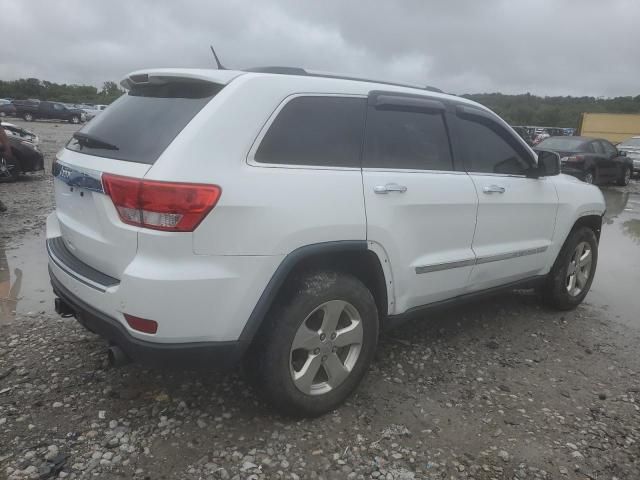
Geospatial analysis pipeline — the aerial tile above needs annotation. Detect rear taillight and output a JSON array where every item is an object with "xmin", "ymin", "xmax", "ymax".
[{"xmin": 102, "ymin": 174, "xmax": 221, "ymax": 232}]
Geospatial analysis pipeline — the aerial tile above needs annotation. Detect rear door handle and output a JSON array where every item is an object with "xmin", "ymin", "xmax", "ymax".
[
  {"xmin": 374, "ymin": 183, "xmax": 408, "ymax": 194},
  {"xmin": 483, "ymin": 185, "xmax": 506, "ymax": 194}
]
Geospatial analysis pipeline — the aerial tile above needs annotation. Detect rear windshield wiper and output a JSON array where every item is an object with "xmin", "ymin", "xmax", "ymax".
[{"xmin": 73, "ymin": 132, "xmax": 119, "ymax": 150}]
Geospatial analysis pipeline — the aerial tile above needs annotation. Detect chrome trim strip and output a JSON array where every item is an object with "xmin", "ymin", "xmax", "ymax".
[
  {"xmin": 415, "ymin": 246, "xmax": 548, "ymax": 274},
  {"xmin": 52, "ymin": 160, "xmax": 104, "ymax": 193},
  {"xmin": 47, "ymin": 242, "xmax": 108, "ymax": 293},
  {"xmin": 415, "ymin": 259, "xmax": 475, "ymax": 274},
  {"xmin": 475, "ymin": 246, "xmax": 548, "ymax": 265}
]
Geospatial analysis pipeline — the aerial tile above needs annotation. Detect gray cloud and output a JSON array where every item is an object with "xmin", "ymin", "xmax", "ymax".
[{"xmin": 1, "ymin": 0, "xmax": 638, "ymax": 96}]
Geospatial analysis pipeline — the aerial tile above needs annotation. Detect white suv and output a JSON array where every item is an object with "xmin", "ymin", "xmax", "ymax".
[{"xmin": 47, "ymin": 67, "xmax": 606, "ymax": 416}]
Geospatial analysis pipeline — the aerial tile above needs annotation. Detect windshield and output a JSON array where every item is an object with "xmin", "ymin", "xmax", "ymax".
[
  {"xmin": 620, "ymin": 138, "xmax": 640, "ymax": 148},
  {"xmin": 66, "ymin": 80, "xmax": 223, "ymax": 164},
  {"xmin": 537, "ymin": 137, "xmax": 587, "ymax": 151}
]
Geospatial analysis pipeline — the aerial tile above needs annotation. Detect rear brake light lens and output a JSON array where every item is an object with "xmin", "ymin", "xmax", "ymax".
[
  {"xmin": 124, "ymin": 314, "xmax": 158, "ymax": 334},
  {"xmin": 102, "ymin": 174, "xmax": 221, "ymax": 232}
]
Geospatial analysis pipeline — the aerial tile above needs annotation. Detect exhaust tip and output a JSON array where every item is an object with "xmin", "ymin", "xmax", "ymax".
[{"xmin": 107, "ymin": 345, "xmax": 131, "ymax": 368}]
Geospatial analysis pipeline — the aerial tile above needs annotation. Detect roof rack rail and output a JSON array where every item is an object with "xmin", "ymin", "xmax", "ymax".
[{"xmin": 243, "ymin": 66, "xmax": 443, "ymax": 94}]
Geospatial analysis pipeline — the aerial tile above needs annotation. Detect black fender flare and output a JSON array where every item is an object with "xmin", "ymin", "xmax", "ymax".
[{"xmin": 236, "ymin": 240, "xmax": 368, "ymax": 353}]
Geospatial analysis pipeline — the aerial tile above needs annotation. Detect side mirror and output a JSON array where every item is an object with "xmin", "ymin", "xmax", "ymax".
[{"xmin": 532, "ymin": 150, "xmax": 561, "ymax": 177}]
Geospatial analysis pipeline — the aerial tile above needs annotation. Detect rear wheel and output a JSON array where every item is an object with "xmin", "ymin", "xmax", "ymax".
[
  {"xmin": 541, "ymin": 227, "xmax": 598, "ymax": 310},
  {"xmin": 249, "ymin": 271, "xmax": 379, "ymax": 417},
  {"xmin": 617, "ymin": 166, "xmax": 631, "ymax": 186},
  {"xmin": 23, "ymin": 112, "xmax": 33, "ymax": 122},
  {"xmin": 70, "ymin": 115, "xmax": 80, "ymax": 124}
]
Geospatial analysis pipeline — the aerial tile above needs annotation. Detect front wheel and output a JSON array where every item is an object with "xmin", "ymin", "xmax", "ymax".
[
  {"xmin": 0, "ymin": 155, "xmax": 20, "ymax": 182},
  {"xmin": 23, "ymin": 112, "xmax": 33, "ymax": 122},
  {"xmin": 584, "ymin": 170, "xmax": 595, "ymax": 184},
  {"xmin": 617, "ymin": 166, "xmax": 631, "ymax": 186},
  {"xmin": 541, "ymin": 227, "xmax": 598, "ymax": 310},
  {"xmin": 70, "ymin": 115, "xmax": 80, "ymax": 124},
  {"xmin": 250, "ymin": 271, "xmax": 379, "ymax": 417}
]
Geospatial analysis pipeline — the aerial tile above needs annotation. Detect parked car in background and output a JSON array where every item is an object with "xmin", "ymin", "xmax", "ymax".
[
  {"xmin": 0, "ymin": 99, "xmax": 16, "ymax": 117},
  {"xmin": 0, "ymin": 121, "xmax": 44, "ymax": 181},
  {"xmin": 14, "ymin": 100, "xmax": 86, "ymax": 124},
  {"xmin": 537, "ymin": 136, "xmax": 633, "ymax": 185},
  {"xmin": 48, "ymin": 67, "xmax": 605, "ymax": 416},
  {"xmin": 616, "ymin": 136, "xmax": 640, "ymax": 177},
  {"xmin": 79, "ymin": 104, "xmax": 106, "ymax": 120}
]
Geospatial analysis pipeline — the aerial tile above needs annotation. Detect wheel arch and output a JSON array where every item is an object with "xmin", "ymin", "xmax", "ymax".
[
  {"xmin": 572, "ymin": 214, "xmax": 603, "ymax": 242},
  {"xmin": 238, "ymin": 241, "xmax": 389, "ymax": 354}
]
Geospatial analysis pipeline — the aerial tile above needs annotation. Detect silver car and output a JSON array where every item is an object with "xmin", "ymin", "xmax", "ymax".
[{"xmin": 618, "ymin": 136, "xmax": 640, "ymax": 177}]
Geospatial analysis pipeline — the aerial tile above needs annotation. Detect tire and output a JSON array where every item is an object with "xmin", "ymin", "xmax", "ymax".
[
  {"xmin": 70, "ymin": 115, "xmax": 80, "ymax": 124},
  {"xmin": 583, "ymin": 170, "xmax": 595, "ymax": 185},
  {"xmin": 541, "ymin": 227, "xmax": 598, "ymax": 310},
  {"xmin": 249, "ymin": 271, "xmax": 379, "ymax": 417},
  {"xmin": 23, "ymin": 112, "xmax": 33, "ymax": 122},
  {"xmin": 0, "ymin": 154, "xmax": 20, "ymax": 182},
  {"xmin": 617, "ymin": 166, "xmax": 631, "ymax": 186},
  {"xmin": 0, "ymin": 112, "xmax": 5, "ymax": 117}
]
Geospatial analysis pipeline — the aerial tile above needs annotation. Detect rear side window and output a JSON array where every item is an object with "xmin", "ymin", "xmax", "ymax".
[
  {"xmin": 456, "ymin": 115, "xmax": 533, "ymax": 175},
  {"xmin": 255, "ymin": 96, "xmax": 366, "ymax": 167},
  {"xmin": 67, "ymin": 81, "xmax": 222, "ymax": 164},
  {"xmin": 364, "ymin": 108, "xmax": 453, "ymax": 170}
]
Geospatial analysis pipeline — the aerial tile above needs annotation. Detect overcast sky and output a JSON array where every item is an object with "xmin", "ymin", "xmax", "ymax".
[{"xmin": 1, "ymin": 0, "xmax": 638, "ymax": 97}]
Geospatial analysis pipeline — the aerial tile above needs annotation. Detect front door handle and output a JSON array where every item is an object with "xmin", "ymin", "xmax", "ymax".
[
  {"xmin": 483, "ymin": 185, "xmax": 506, "ymax": 194},
  {"xmin": 374, "ymin": 183, "xmax": 408, "ymax": 194}
]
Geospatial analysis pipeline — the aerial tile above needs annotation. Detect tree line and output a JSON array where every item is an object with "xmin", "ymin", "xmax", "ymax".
[
  {"xmin": 2, "ymin": 78, "xmax": 639, "ymax": 127},
  {"xmin": 0, "ymin": 78, "xmax": 123, "ymax": 105},
  {"xmin": 463, "ymin": 92, "xmax": 640, "ymax": 128}
]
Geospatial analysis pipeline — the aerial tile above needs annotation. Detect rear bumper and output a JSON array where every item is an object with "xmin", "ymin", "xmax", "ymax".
[{"xmin": 50, "ymin": 269, "xmax": 242, "ymax": 369}]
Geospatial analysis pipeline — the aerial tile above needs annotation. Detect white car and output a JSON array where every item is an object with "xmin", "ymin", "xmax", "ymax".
[{"xmin": 47, "ymin": 67, "xmax": 605, "ymax": 416}]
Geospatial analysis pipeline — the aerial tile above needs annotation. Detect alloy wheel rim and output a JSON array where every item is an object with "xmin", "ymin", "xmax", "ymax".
[
  {"xmin": 585, "ymin": 173, "xmax": 593, "ymax": 184},
  {"xmin": 566, "ymin": 241, "xmax": 592, "ymax": 297},
  {"xmin": 624, "ymin": 168, "xmax": 630, "ymax": 184},
  {"xmin": 289, "ymin": 300, "xmax": 363, "ymax": 395}
]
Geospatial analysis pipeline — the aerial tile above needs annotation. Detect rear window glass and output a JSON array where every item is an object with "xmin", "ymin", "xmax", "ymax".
[
  {"xmin": 66, "ymin": 81, "xmax": 222, "ymax": 164},
  {"xmin": 255, "ymin": 96, "xmax": 366, "ymax": 167}
]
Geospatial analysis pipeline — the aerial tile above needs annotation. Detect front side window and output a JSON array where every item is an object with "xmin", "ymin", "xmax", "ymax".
[
  {"xmin": 53, "ymin": 103, "xmax": 64, "ymax": 111},
  {"xmin": 363, "ymin": 108, "xmax": 453, "ymax": 170},
  {"xmin": 601, "ymin": 141, "xmax": 617, "ymax": 157},
  {"xmin": 591, "ymin": 142, "xmax": 605, "ymax": 154},
  {"xmin": 255, "ymin": 96, "xmax": 366, "ymax": 167},
  {"xmin": 457, "ymin": 115, "xmax": 533, "ymax": 175}
]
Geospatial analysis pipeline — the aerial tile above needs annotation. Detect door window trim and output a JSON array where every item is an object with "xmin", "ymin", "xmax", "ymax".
[
  {"xmin": 452, "ymin": 104, "xmax": 537, "ymax": 178},
  {"xmin": 246, "ymin": 93, "xmax": 367, "ymax": 171},
  {"xmin": 362, "ymin": 90, "xmax": 458, "ymax": 173}
]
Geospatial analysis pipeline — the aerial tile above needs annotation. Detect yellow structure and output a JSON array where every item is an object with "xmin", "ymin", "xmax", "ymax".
[{"xmin": 578, "ymin": 113, "xmax": 640, "ymax": 144}]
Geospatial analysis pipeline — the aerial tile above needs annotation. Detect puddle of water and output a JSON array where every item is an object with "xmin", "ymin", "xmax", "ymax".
[
  {"xmin": 586, "ymin": 187, "xmax": 640, "ymax": 327},
  {"xmin": 1, "ymin": 234, "xmax": 54, "ymax": 324}
]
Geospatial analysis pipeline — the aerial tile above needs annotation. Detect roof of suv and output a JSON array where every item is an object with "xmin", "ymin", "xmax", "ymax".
[{"xmin": 120, "ymin": 67, "xmax": 486, "ymax": 112}]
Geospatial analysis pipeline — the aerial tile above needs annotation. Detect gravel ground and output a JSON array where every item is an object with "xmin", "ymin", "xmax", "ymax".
[{"xmin": 1, "ymin": 120, "xmax": 640, "ymax": 479}]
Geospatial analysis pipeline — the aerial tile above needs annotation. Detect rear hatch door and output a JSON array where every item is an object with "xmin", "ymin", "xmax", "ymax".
[{"xmin": 53, "ymin": 73, "xmax": 231, "ymax": 279}]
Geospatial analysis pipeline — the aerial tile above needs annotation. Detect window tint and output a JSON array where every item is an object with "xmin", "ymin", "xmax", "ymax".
[
  {"xmin": 67, "ymin": 81, "xmax": 222, "ymax": 164},
  {"xmin": 592, "ymin": 141, "xmax": 605, "ymax": 154},
  {"xmin": 601, "ymin": 141, "xmax": 617, "ymax": 157},
  {"xmin": 457, "ymin": 115, "xmax": 532, "ymax": 175},
  {"xmin": 363, "ymin": 108, "xmax": 452, "ymax": 170},
  {"xmin": 255, "ymin": 96, "xmax": 366, "ymax": 167}
]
